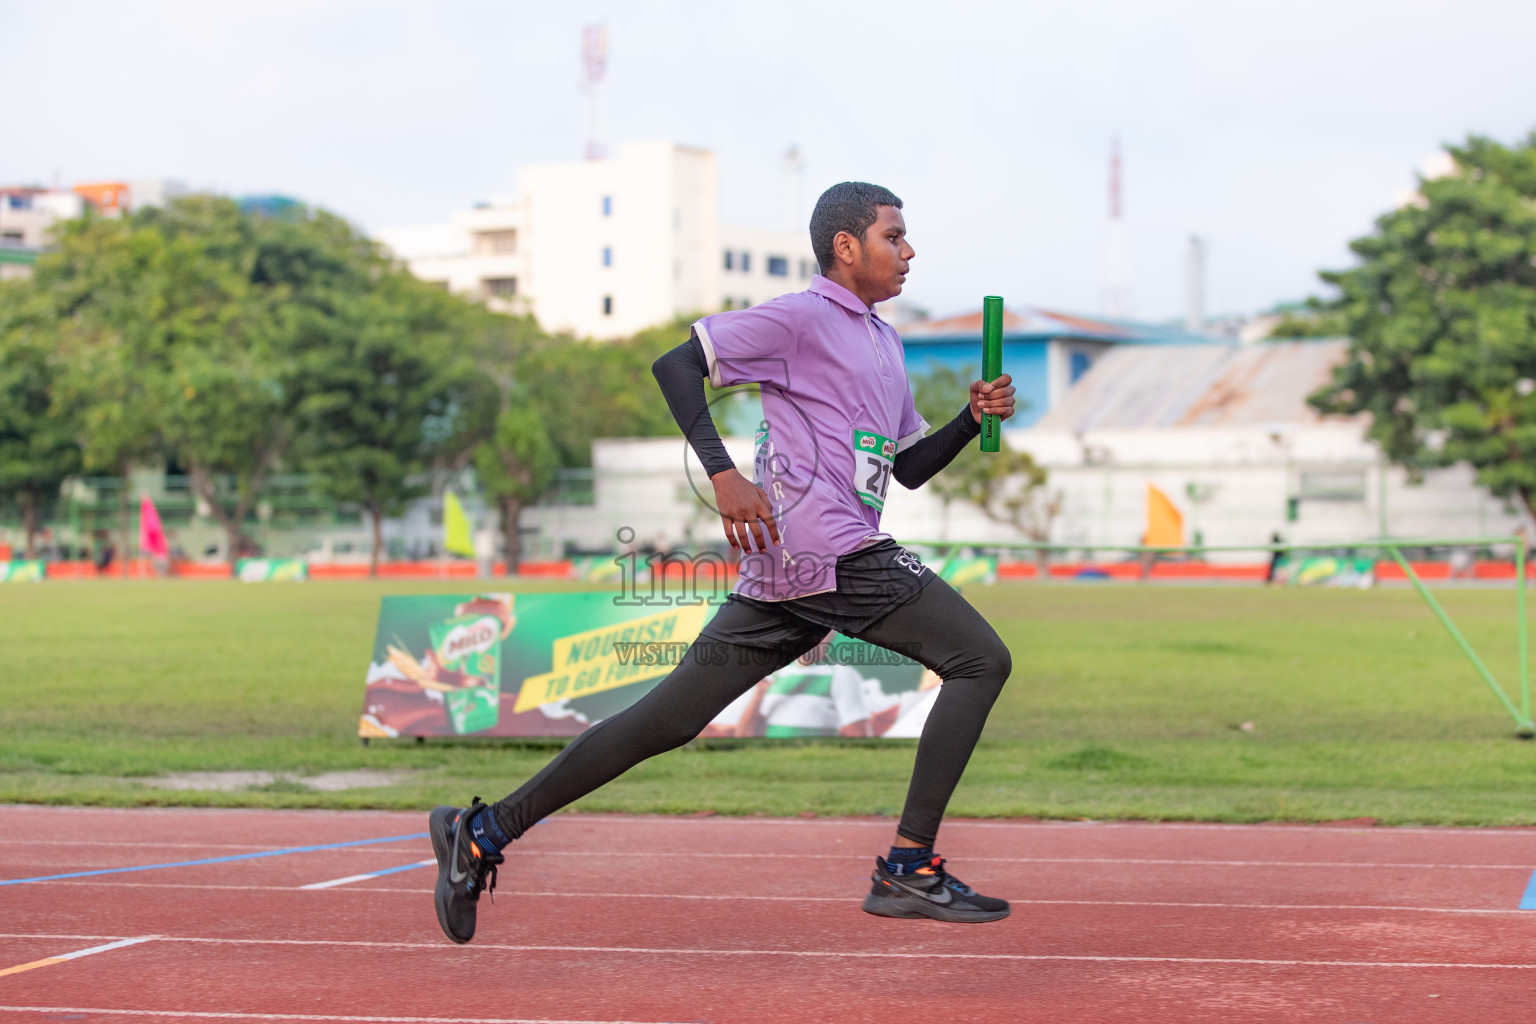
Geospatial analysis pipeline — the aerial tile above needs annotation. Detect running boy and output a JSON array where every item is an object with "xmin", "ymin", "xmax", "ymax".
[{"xmin": 430, "ymin": 182, "xmax": 1017, "ymax": 942}]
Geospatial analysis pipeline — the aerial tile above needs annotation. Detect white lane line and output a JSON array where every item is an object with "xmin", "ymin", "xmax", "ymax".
[
  {"xmin": 28, "ymin": 880, "xmax": 1536, "ymax": 917},
  {"xmin": 496, "ymin": 850, "xmax": 1536, "ymax": 871},
  {"xmin": 5, "ymin": 807, "xmax": 1534, "ymax": 840},
  {"xmin": 82, "ymin": 935, "xmax": 1536, "ymax": 969},
  {"xmin": 0, "ymin": 936, "xmax": 156, "ymax": 978},
  {"xmin": 300, "ymin": 859, "xmax": 435, "ymax": 890},
  {"xmin": 0, "ymin": 1009, "xmax": 679, "ymax": 1023},
  {"xmin": 538, "ymin": 814, "xmax": 1536, "ymax": 838},
  {"xmin": 7, "ymin": 848, "xmax": 1523, "ymax": 871},
  {"xmin": 3, "ymin": 933, "xmax": 1533, "ymax": 969}
]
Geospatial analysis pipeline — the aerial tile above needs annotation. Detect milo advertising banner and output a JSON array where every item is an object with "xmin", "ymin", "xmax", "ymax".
[
  {"xmin": 937, "ymin": 554, "xmax": 998, "ymax": 587},
  {"xmin": 1273, "ymin": 556, "xmax": 1375, "ymax": 589},
  {"xmin": 0, "ymin": 560, "xmax": 45, "ymax": 583},
  {"xmin": 237, "ymin": 558, "xmax": 309, "ymax": 582},
  {"xmin": 360, "ymin": 592, "xmax": 936, "ymax": 740}
]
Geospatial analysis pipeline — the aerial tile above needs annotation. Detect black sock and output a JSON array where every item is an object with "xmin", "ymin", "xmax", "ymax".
[
  {"xmin": 886, "ymin": 845, "xmax": 934, "ymax": 875},
  {"xmin": 467, "ymin": 802, "xmax": 511, "ymax": 855}
]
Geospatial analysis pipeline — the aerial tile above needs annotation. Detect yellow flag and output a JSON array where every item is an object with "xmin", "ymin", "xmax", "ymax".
[
  {"xmin": 442, "ymin": 491, "xmax": 475, "ymax": 557},
  {"xmin": 1144, "ymin": 484, "xmax": 1184, "ymax": 548}
]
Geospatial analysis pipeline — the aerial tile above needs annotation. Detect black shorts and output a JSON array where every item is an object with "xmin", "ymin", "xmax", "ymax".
[{"xmin": 700, "ymin": 539, "xmax": 936, "ymax": 649}]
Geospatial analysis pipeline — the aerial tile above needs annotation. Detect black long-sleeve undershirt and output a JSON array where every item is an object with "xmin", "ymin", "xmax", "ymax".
[
  {"xmin": 650, "ymin": 336, "xmax": 981, "ymax": 490},
  {"xmin": 651, "ymin": 336, "xmax": 737, "ymax": 478},
  {"xmin": 892, "ymin": 402, "xmax": 981, "ymax": 489}
]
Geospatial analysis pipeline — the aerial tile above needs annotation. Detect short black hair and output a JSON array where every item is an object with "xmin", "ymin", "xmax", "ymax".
[{"xmin": 809, "ymin": 181, "xmax": 902, "ymax": 274}]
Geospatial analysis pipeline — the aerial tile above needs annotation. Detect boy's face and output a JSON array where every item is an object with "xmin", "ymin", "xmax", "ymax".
[{"xmin": 842, "ymin": 206, "xmax": 914, "ymax": 304}]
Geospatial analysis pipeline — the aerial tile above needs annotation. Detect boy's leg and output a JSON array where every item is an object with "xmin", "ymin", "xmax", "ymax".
[
  {"xmin": 487, "ymin": 633, "xmax": 813, "ymax": 842},
  {"xmin": 851, "ymin": 577, "xmax": 1012, "ymax": 848},
  {"xmin": 430, "ymin": 598, "xmax": 825, "ymax": 944}
]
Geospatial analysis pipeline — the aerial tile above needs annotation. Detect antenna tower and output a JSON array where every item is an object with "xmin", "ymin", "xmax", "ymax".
[
  {"xmin": 582, "ymin": 24, "xmax": 608, "ymax": 161},
  {"xmin": 782, "ymin": 145, "xmax": 804, "ymax": 231},
  {"xmin": 1105, "ymin": 137, "xmax": 1129, "ymax": 317}
]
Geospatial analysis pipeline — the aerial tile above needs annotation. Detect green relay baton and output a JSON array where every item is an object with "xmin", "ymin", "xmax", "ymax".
[{"xmin": 981, "ymin": 295, "xmax": 1004, "ymax": 453}]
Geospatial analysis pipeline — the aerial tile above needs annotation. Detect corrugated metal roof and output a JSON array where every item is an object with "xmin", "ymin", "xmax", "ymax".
[
  {"xmin": 1035, "ymin": 339, "xmax": 1354, "ymax": 430},
  {"xmin": 900, "ymin": 305, "xmax": 1213, "ymax": 346}
]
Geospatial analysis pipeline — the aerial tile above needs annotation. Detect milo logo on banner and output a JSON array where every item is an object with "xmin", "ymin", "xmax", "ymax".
[
  {"xmin": 435, "ymin": 616, "xmax": 500, "ymax": 666},
  {"xmin": 429, "ymin": 613, "xmax": 504, "ymax": 734}
]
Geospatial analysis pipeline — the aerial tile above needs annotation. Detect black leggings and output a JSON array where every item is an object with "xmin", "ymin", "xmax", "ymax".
[{"xmin": 490, "ymin": 577, "xmax": 1011, "ymax": 847}]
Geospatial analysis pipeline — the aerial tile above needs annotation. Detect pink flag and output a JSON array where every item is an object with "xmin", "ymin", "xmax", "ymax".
[{"xmin": 139, "ymin": 495, "xmax": 169, "ymax": 560}]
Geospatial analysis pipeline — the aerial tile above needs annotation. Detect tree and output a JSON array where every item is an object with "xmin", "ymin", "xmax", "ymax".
[
  {"xmin": 474, "ymin": 399, "xmax": 558, "ymax": 572},
  {"xmin": 450, "ymin": 310, "xmax": 558, "ymax": 573},
  {"xmin": 520, "ymin": 317, "xmax": 685, "ymax": 468},
  {"xmin": 1310, "ymin": 134, "xmax": 1536, "ymax": 524},
  {"xmin": 136, "ymin": 197, "xmax": 283, "ymax": 563},
  {"xmin": 910, "ymin": 362, "xmax": 1059, "ymax": 543},
  {"xmin": 1266, "ymin": 300, "xmax": 1351, "ymax": 340},
  {"xmin": 293, "ymin": 268, "xmax": 464, "ymax": 575},
  {"xmin": 0, "ymin": 283, "xmax": 81, "ymax": 557},
  {"xmin": 40, "ymin": 214, "xmax": 173, "ymax": 572}
]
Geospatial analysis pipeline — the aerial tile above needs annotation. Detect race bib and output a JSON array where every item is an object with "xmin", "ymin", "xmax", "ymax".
[
  {"xmin": 851, "ymin": 429, "xmax": 897, "ymax": 511},
  {"xmin": 753, "ymin": 420, "xmax": 772, "ymax": 489}
]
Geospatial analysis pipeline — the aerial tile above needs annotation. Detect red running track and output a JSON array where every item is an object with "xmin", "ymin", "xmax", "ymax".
[{"xmin": 1, "ymin": 806, "xmax": 1534, "ymax": 1023}]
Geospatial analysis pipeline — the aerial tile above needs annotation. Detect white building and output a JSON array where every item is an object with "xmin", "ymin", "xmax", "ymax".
[
  {"xmin": 1, "ymin": 188, "xmax": 92, "ymax": 257},
  {"xmin": 0, "ymin": 180, "xmax": 187, "ymax": 280},
  {"xmin": 376, "ymin": 142, "xmax": 818, "ymax": 340},
  {"xmin": 1013, "ymin": 339, "xmax": 1526, "ymax": 555}
]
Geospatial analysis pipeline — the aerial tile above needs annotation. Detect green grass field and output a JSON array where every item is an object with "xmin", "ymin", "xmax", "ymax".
[{"xmin": 3, "ymin": 579, "xmax": 1534, "ymax": 825}]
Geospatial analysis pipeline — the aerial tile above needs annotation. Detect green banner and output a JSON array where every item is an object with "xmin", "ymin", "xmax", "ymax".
[
  {"xmin": 360, "ymin": 592, "xmax": 934, "ymax": 739},
  {"xmin": 0, "ymin": 560, "xmax": 45, "ymax": 583},
  {"xmin": 569, "ymin": 556, "xmax": 624, "ymax": 584},
  {"xmin": 1274, "ymin": 555, "xmax": 1375, "ymax": 588},
  {"xmin": 937, "ymin": 554, "xmax": 998, "ymax": 586},
  {"xmin": 236, "ymin": 558, "xmax": 309, "ymax": 583}
]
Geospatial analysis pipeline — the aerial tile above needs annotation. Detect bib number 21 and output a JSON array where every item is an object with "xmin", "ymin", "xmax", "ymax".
[{"xmin": 852, "ymin": 429, "xmax": 897, "ymax": 512}]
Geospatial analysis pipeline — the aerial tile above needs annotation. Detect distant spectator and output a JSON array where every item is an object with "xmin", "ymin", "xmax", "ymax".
[{"xmin": 1266, "ymin": 532, "xmax": 1285, "ymax": 585}]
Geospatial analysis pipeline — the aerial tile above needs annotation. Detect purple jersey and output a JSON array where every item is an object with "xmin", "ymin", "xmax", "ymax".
[{"xmin": 694, "ymin": 276, "xmax": 929, "ymax": 601}]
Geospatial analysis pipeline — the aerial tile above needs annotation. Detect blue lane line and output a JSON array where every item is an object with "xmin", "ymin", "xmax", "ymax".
[
  {"xmin": 0, "ymin": 832, "xmax": 429, "ymax": 887},
  {"xmin": 1521, "ymin": 869, "xmax": 1536, "ymax": 910}
]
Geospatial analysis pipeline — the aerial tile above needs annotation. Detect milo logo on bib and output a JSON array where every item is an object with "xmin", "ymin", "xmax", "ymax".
[{"xmin": 851, "ymin": 429, "xmax": 896, "ymax": 512}]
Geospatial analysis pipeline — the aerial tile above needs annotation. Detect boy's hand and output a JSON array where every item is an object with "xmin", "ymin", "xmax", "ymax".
[
  {"xmin": 970, "ymin": 373, "xmax": 1016, "ymax": 424},
  {"xmin": 711, "ymin": 468, "xmax": 780, "ymax": 553}
]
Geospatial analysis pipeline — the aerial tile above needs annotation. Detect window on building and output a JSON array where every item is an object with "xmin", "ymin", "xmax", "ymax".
[
  {"xmin": 602, "ymin": 195, "xmax": 612, "ymax": 216},
  {"xmin": 799, "ymin": 259, "xmax": 812, "ymax": 279},
  {"xmin": 603, "ymin": 295, "xmax": 613, "ymax": 316},
  {"xmin": 766, "ymin": 256, "xmax": 789, "ymax": 277},
  {"xmin": 476, "ymin": 230, "xmax": 518, "ymax": 255},
  {"xmin": 741, "ymin": 252, "xmax": 751, "ymax": 273},
  {"xmin": 1069, "ymin": 351, "xmax": 1093, "ymax": 384},
  {"xmin": 1, "ymin": 231, "xmax": 22, "ymax": 245},
  {"xmin": 723, "ymin": 250, "xmax": 734, "ymax": 271},
  {"xmin": 483, "ymin": 277, "xmax": 518, "ymax": 298},
  {"xmin": 602, "ymin": 246, "xmax": 612, "ymax": 267}
]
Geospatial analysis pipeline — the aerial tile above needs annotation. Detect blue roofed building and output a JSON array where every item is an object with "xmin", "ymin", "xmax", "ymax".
[{"xmin": 896, "ymin": 306, "xmax": 1221, "ymax": 426}]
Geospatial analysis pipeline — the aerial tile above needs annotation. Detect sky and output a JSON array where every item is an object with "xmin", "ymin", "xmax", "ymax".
[{"xmin": 8, "ymin": 0, "xmax": 1536, "ymax": 322}]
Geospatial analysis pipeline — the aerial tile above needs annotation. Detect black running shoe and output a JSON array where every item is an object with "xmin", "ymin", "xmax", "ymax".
[
  {"xmin": 862, "ymin": 855, "xmax": 1010, "ymax": 923},
  {"xmin": 429, "ymin": 797, "xmax": 504, "ymax": 944}
]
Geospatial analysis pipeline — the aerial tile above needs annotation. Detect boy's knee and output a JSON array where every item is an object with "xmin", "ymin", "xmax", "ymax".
[
  {"xmin": 930, "ymin": 629, "xmax": 1011, "ymax": 684},
  {"xmin": 987, "ymin": 635, "xmax": 1012, "ymax": 681}
]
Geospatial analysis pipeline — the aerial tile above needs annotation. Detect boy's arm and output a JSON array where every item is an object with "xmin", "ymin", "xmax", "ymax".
[
  {"xmin": 651, "ymin": 336, "xmax": 780, "ymax": 553},
  {"xmin": 651, "ymin": 335, "xmax": 734, "ymax": 477},
  {"xmin": 892, "ymin": 374, "xmax": 1015, "ymax": 489}
]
